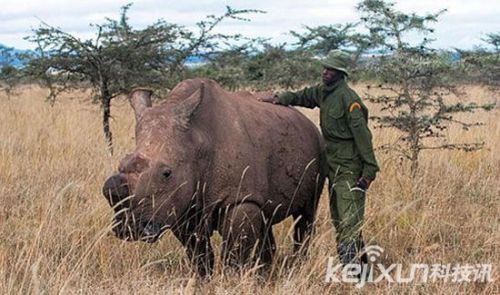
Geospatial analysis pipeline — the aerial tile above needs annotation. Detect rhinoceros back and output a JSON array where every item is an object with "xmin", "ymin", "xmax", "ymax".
[{"xmin": 169, "ymin": 79, "xmax": 325, "ymax": 223}]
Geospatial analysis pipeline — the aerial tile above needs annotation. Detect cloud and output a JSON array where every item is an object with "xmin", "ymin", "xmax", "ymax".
[{"xmin": 1, "ymin": 0, "xmax": 499, "ymax": 50}]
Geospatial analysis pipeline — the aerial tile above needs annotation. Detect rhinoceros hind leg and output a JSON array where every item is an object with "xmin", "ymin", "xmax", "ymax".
[
  {"xmin": 292, "ymin": 200, "xmax": 318, "ymax": 258},
  {"xmin": 293, "ymin": 177, "xmax": 322, "ymax": 258},
  {"xmin": 220, "ymin": 202, "xmax": 265, "ymax": 268}
]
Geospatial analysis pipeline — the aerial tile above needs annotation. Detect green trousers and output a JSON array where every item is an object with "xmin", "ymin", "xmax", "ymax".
[{"xmin": 329, "ymin": 169, "xmax": 366, "ymax": 245}]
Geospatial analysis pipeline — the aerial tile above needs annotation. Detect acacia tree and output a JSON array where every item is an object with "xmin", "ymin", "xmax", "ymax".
[
  {"xmin": 193, "ymin": 38, "xmax": 263, "ymax": 90},
  {"xmin": 25, "ymin": 4, "xmax": 257, "ymax": 155},
  {"xmin": 290, "ymin": 23, "xmax": 373, "ymax": 61},
  {"xmin": 242, "ymin": 42, "xmax": 319, "ymax": 90},
  {"xmin": 357, "ymin": 0, "xmax": 493, "ymax": 175},
  {"xmin": 24, "ymin": 39, "xmax": 78, "ymax": 106},
  {"xmin": 195, "ymin": 39, "xmax": 319, "ymax": 90},
  {"xmin": 291, "ymin": 24, "xmax": 357, "ymax": 57}
]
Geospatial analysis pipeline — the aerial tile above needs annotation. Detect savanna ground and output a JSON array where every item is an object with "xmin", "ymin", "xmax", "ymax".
[{"xmin": 0, "ymin": 83, "xmax": 498, "ymax": 294}]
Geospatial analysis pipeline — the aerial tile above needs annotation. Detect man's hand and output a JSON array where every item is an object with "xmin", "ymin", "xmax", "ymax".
[
  {"xmin": 256, "ymin": 91, "xmax": 280, "ymax": 104},
  {"xmin": 356, "ymin": 177, "xmax": 371, "ymax": 190}
]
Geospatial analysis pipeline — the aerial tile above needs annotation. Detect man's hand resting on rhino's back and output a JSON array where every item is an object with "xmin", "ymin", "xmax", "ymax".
[{"xmin": 256, "ymin": 91, "xmax": 281, "ymax": 104}]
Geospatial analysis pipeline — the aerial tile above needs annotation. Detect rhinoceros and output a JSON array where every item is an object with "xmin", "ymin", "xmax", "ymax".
[{"xmin": 102, "ymin": 78, "xmax": 325, "ymax": 276}]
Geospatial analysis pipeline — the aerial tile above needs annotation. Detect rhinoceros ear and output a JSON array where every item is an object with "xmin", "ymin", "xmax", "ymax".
[
  {"xmin": 129, "ymin": 88, "xmax": 153, "ymax": 122},
  {"xmin": 173, "ymin": 82, "xmax": 205, "ymax": 129}
]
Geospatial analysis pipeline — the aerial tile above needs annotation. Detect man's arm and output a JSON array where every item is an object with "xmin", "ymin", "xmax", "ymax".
[
  {"xmin": 347, "ymin": 102, "xmax": 379, "ymax": 183},
  {"xmin": 258, "ymin": 86, "xmax": 320, "ymax": 109}
]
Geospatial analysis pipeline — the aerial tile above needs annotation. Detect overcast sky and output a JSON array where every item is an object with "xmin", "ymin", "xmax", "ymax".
[{"xmin": 1, "ymin": 0, "xmax": 499, "ymax": 50}]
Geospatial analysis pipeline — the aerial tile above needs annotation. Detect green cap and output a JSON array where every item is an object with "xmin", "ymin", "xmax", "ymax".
[{"xmin": 320, "ymin": 50, "xmax": 351, "ymax": 76}]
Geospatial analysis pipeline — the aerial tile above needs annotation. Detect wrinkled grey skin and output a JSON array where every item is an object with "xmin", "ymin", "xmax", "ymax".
[{"xmin": 102, "ymin": 78, "xmax": 326, "ymax": 276}]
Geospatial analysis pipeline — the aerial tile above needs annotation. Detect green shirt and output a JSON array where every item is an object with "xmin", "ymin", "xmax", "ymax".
[{"xmin": 278, "ymin": 79, "xmax": 379, "ymax": 180}]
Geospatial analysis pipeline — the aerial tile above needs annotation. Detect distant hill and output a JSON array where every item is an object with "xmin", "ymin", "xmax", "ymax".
[
  {"xmin": 0, "ymin": 44, "xmax": 31, "ymax": 67},
  {"xmin": 0, "ymin": 44, "xmax": 207, "ymax": 68}
]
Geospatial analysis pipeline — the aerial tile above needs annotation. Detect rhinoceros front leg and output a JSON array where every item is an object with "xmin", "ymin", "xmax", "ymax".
[
  {"xmin": 220, "ymin": 202, "xmax": 268, "ymax": 268},
  {"xmin": 173, "ymin": 221, "xmax": 214, "ymax": 277},
  {"xmin": 259, "ymin": 226, "xmax": 276, "ymax": 265}
]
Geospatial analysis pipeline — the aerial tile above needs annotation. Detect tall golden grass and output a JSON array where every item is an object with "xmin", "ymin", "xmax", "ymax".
[{"xmin": 0, "ymin": 84, "xmax": 498, "ymax": 294}]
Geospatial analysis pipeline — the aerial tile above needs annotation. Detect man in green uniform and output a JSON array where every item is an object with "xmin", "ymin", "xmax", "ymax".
[{"xmin": 259, "ymin": 50, "xmax": 379, "ymax": 265}]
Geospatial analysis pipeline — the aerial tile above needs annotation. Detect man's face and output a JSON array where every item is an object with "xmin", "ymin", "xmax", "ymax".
[{"xmin": 322, "ymin": 67, "xmax": 341, "ymax": 86}]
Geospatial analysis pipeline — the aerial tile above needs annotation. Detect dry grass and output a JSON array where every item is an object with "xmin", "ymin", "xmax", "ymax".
[{"xmin": 0, "ymin": 84, "xmax": 498, "ymax": 294}]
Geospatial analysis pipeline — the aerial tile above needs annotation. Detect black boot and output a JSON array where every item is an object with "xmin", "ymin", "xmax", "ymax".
[
  {"xmin": 358, "ymin": 239, "xmax": 368, "ymax": 265},
  {"xmin": 357, "ymin": 239, "xmax": 371, "ymax": 279},
  {"xmin": 337, "ymin": 241, "xmax": 360, "ymax": 265},
  {"xmin": 337, "ymin": 239, "xmax": 370, "ymax": 280}
]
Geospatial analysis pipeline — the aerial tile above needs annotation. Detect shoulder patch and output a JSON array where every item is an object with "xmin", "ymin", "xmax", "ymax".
[{"xmin": 349, "ymin": 102, "xmax": 361, "ymax": 113}]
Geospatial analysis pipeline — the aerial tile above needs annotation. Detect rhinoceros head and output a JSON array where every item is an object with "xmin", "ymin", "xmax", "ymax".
[{"xmin": 102, "ymin": 84, "xmax": 207, "ymax": 243}]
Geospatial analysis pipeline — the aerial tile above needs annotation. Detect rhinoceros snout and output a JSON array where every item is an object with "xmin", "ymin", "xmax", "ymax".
[
  {"xmin": 140, "ymin": 222, "xmax": 167, "ymax": 243},
  {"xmin": 103, "ymin": 174, "xmax": 130, "ymax": 208},
  {"xmin": 104, "ymin": 174, "xmax": 169, "ymax": 243}
]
